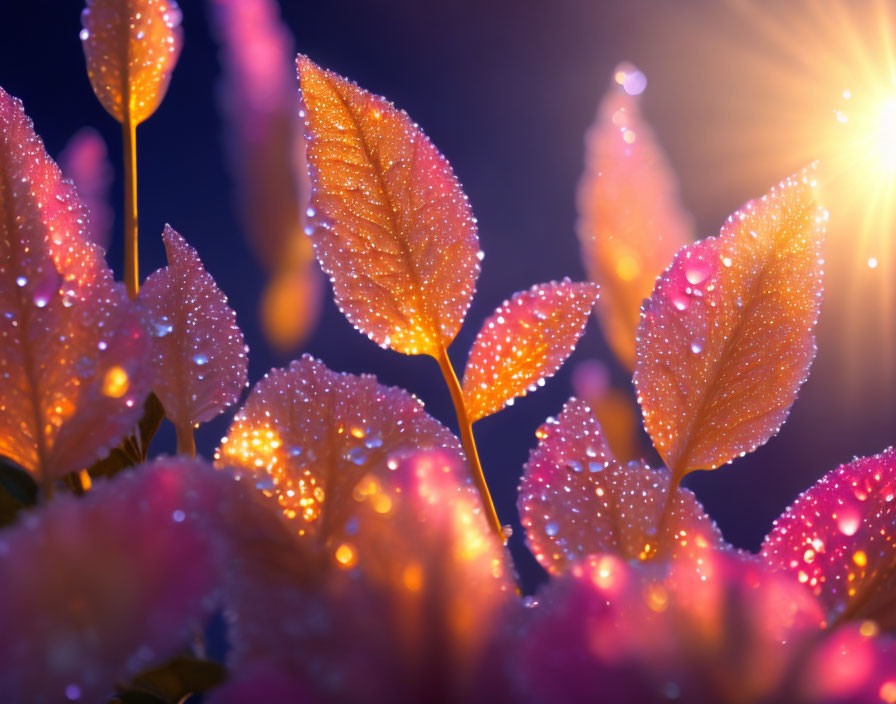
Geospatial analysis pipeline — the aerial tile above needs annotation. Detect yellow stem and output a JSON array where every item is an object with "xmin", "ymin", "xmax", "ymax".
[
  {"xmin": 122, "ymin": 118, "xmax": 139, "ymax": 299},
  {"xmin": 434, "ymin": 343, "xmax": 504, "ymax": 544},
  {"xmin": 175, "ymin": 422, "xmax": 197, "ymax": 458}
]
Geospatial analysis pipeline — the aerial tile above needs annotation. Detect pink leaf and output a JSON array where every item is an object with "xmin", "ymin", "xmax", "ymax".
[
  {"xmin": 0, "ymin": 87, "xmax": 151, "ymax": 483},
  {"xmin": 634, "ymin": 167, "xmax": 826, "ymax": 479},
  {"xmin": 762, "ymin": 448, "xmax": 896, "ymax": 631},
  {"xmin": 215, "ymin": 354, "xmax": 463, "ymax": 545},
  {"xmin": 58, "ymin": 127, "xmax": 114, "ymax": 251},
  {"xmin": 0, "ymin": 457, "xmax": 219, "ymax": 703},
  {"xmin": 498, "ymin": 551, "xmax": 824, "ymax": 704},
  {"xmin": 137, "ymin": 225, "xmax": 248, "ymax": 432},
  {"xmin": 577, "ymin": 63, "xmax": 693, "ymax": 370},
  {"xmin": 519, "ymin": 398, "xmax": 724, "ymax": 574},
  {"xmin": 461, "ymin": 279, "xmax": 599, "ymax": 422}
]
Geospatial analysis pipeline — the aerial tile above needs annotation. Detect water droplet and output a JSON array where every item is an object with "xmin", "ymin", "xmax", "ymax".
[{"xmin": 193, "ymin": 354, "xmax": 208, "ymax": 366}]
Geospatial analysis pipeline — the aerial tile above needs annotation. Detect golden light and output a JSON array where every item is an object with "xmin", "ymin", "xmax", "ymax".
[{"xmin": 878, "ymin": 97, "xmax": 896, "ymax": 170}]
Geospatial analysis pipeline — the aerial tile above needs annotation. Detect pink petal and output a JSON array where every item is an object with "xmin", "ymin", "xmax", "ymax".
[
  {"xmin": 138, "ymin": 225, "xmax": 248, "ymax": 430},
  {"xmin": 0, "ymin": 458, "xmax": 219, "ymax": 703},
  {"xmin": 519, "ymin": 398, "xmax": 725, "ymax": 574},
  {"xmin": 500, "ymin": 551, "xmax": 824, "ymax": 704},
  {"xmin": 461, "ymin": 279, "xmax": 599, "ymax": 422},
  {"xmin": 0, "ymin": 87, "xmax": 152, "ymax": 483},
  {"xmin": 762, "ymin": 447, "xmax": 896, "ymax": 630}
]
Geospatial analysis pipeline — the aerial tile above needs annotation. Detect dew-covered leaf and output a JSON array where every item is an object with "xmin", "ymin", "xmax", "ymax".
[
  {"xmin": 218, "ymin": 448, "xmax": 512, "ymax": 703},
  {"xmin": 571, "ymin": 358, "xmax": 640, "ymax": 462},
  {"xmin": 634, "ymin": 168, "xmax": 825, "ymax": 479},
  {"xmin": 577, "ymin": 63, "xmax": 692, "ymax": 371},
  {"xmin": 298, "ymin": 56, "xmax": 481, "ymax": 357},
  {"xmin": 215, "ymin": 354, "xmax": 463, "ymax": 546},
  {"xmin": 762, "ymin": 448, "xmax": 896, "ymax": 631},
  {"xmin": 80, "ymin": 0, "xmax": 183, "ymax": 125},
  {"xmin": 59, "ymin": 127, "xmax": 114, "ymax": 251},
  {"xmin": 461, "ymin": 280, "xmax": 598, "ymax": 422},
  {"xmin": 0, "ymin": 87, "xmax": 152, "ymax": 484},
  {"xmin": 138, "ymin": 226, "xmax": 247, "ymax": 433},
  {"xmin": 519, "ymin": 398, "xmax": 724, "ymax": 574},
  {"xmin": 499, "ymin": 551, "xmax": 825, "ymax": 704},
  {"xmin": 210, "ymin": 0, "xmax": 322, "ymax": 352},
  {"xmin": 0, "ymin": 458, "xmax": 219, "ymax": 703}
]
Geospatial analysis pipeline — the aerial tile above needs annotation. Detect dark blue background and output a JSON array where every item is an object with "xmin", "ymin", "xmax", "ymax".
[{"xmin": 1, "ymin": 0, "xmax": 893, "ymax": 591}]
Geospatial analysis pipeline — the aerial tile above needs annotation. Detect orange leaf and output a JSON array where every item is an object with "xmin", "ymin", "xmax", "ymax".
[
  {"xmin": 137, "ymin": 226, "xmax": 248, "ymax": 431},
  {"xmin": 298, "ymin": 56, "xmax": 481, "ymax": 357},
  {"xmin": 80, "ymin": 0, "xmax": 183, "ymax": 125},
  {"xmin": 577, "ymin": 63, "xmax": 692, "ymax": 370},
  {"xmin": 518, "ymin": 399, "xmax": 724, "ymax": 575},
  {"xmin": 634, "ymin": 168, "xmax": 825, "ymax": 479},
  {"xmin": 461, "ymin": 280, "xmax": 599, "ymax": 422},
  {"xmin": 0, "ymin": 87, "xmax": 152, "ymax": 483},
  {"xmin": 214, "ymin": 354, "xmax": 464, "ymax": 544}
]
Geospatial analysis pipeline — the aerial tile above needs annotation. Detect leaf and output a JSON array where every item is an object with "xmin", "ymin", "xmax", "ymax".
[
  {"xmin": 87, "ymin": 391, "xmax": 165, "ymax": 479},
  {"xmin": 58, "ymin": 127, "xmax": 114, "ymax": 251},
  {"xmin": 571, "ymin": 358, "xmax": 640, "ymax": 462},
  {"xmin": 80, "ymin": 0, "xmax": 184, "ymax": 125},
  {"xmin": 210, "ymin": 0, "xmax": 322, "ymax": 352},
  {"xmin": 124, "ymin": 656, "xmax": 227, "ymax": 703},
  {"xmin": 298, "ymin": 56, "xmax": 481, "ymax": 357},
  {"xmin": 634, "ymin": 167, "xmax": 825, "ymax": 479},
  {"xmin": 577, "ymin": 63, "xmax": 693, "ymax": 370},
  {"xmin": 761, "ymin": 448, "xmax": 896, "ymax": 631},
  {"xmin": 500, "ymin": 551, "xmax": 825, "ymax": 704},
  {"xmin": 0, "ymin": 87, "xmax": 152, "ymax": 485},
  {"xmin": 137, "ymin": 226, "xmax": 248, "ymax": 432},
  {"xmin": 461, "ymin": 279, "xmax": 599, "ymax": 422},
  {"xmin": 519, "ymin": 398, "xmax": 724, "ymax": 574},
  {"xmin": 0, "ymin": 458, "xmax": 220, "ymax": 704},
  {"xmin": 215, "ymin": 354, "xmax": 464, "ymax": 546}
]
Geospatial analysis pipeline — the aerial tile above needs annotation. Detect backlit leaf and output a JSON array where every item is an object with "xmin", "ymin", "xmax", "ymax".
[
  {"xmin": 577, "ymin": 63, "xmax": 692, "ymax": 370},
  {"xmin": 519, "ymin": 398, "xmax": 724, "ymax": 574},
  {"xmin": 634, "ymin": 168, "xmax": 825, "ymax": 479},
  {"xmin": 214, "ymin": 354, "xmax": 464, "ymax": 545},
  {"xmin": 80, "ymin": 0, "xmax": 184, "ymax": 125},
  {"xmin": 461, "ymin": 279, "xmax": 599, "ymax": 422},
  {"xmin": 210, "ymin": 0, "xmax": 322, "ymax": 352},
  {"xmin": 137, "ymin": 225, "xmax": 248, "ymax": 431},
  {"xmin": 761, "ymin": 448, "xmax": 896, "ymax": 631},
  {"xmin": 298, "ymin": 56, "xmax": 481, "ymax": 357},
  {"xmin": 0, "ymin": 458, "xmax": 219, "ymax": 703},
  {"xmin": 571, "ymin": 358, "xmax": 640, "ymax": 462},
  {"xmin": 0, "ymin": 87, "xmax": 152, "ymax": 484},
  {"xmin": 59, "ymin": 127, "xmax": 114, "ymax": 251}
]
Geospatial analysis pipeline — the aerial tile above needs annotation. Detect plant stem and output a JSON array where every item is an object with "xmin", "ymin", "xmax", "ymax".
[
  {"xmin": 175, "ymin": 423, "xmax": 196, "ymax": 458},
  {"xmin": 122, "ymin": 118, "xmax": 139, "ymax": 299},
  {"xmin": 435, "ymin": 343, "xmax": 504, "ymax": 543}
]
